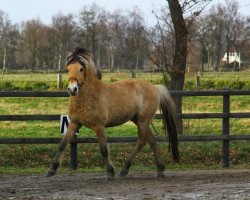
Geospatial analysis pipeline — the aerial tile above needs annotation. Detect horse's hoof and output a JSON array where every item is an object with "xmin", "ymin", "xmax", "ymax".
[
  {"xmin": 45, "ymin": 171, "xmax": 56, "ymax": 177},
  {"xmin": 105, "ymin": 169, "xmax": 115, "ymax": 181},
  {"xmin": 157, "ymin": 163, "xmax": 166, "ymax": 171},
  {"xmin": 119, "ymin": 169, "xmax": 129, "ymax": 177},
  {"xmin": 106, "ymin": 173, "xmax": 115, "ymax": 181},
  {"xmin": 105, "ymin": 175, "xmax": 115, "ymax": 181}
]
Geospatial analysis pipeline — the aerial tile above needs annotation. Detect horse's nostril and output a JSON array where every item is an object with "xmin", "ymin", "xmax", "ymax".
[{"xmin": 73, "ymin": 87, "xmax": 78, "ymax": 92}]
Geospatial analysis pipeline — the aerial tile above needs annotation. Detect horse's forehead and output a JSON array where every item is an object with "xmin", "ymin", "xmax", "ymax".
[
  {"xmin": 67, "ymin": 58, "xmax": 95, "ymax": 73},
  {"xmin": 67, "ymin": 63, "xmax": 82, "ymax": 71}
]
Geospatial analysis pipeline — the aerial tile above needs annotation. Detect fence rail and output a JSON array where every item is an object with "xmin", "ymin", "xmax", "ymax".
[
  {"xmin": 0, "ymin": 90, "xmax": 250, "ymax": 169},
  {"xmin": 1, "ymin": 135, "xmax": 250, "ymax": 145},
  {"xmin": 0, "ymin": 112, "xmax": 250, "ymax": 121}
]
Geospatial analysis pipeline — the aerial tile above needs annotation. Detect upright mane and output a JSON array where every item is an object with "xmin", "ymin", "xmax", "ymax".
[
  {"xmin": 67, "ymin": 47, "xmax": 102, "ymax": 79},
  {"xmin": 66, "ymin": 47, "xmax": 90, "ymax": 67}
]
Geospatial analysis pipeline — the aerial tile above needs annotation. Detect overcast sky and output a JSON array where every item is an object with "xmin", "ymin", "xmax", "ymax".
[{"xmin": 1, "ymin": 0, "xmax": 250, "ymax": 26}]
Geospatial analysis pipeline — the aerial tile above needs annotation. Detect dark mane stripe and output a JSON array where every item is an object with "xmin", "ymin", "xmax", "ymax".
[{"xmin": 66, "ymin": 47, "xmax": 90, "ymax": 67}]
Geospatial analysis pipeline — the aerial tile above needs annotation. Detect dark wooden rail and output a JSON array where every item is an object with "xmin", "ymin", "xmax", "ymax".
[{"xmin": 0, "ymin": 90, "xmax": 250, "ymax": 169}]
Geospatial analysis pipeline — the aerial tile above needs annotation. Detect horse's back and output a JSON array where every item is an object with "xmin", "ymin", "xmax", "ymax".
[{"xmin": 103, "ymin": 79, "xmax": 159, "ymax": 126}]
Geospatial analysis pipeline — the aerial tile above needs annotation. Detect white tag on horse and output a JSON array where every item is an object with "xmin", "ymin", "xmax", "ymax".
[{"xmin": 60, "ymin": 115, "xmax": 79, "ymax": 135}]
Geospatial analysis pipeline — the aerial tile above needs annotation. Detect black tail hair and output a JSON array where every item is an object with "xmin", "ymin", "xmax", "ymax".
[{"xmin": 156, "ymin": 85, "xmax": 179, "ymax": 162}]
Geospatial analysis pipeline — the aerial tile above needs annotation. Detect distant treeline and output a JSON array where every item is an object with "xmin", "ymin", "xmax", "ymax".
[{"xmin": 0, "ymin": 0, "xmax": 249, "ymax": 72}]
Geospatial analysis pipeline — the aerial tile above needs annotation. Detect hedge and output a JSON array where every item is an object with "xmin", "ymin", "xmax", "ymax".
[
  {"xmin": 0, "ymin": 79, "xmax": 249, "ymax": 91},
  {"xmin": 184, "ymin": 79, "xmax": 249, "ymax": 90}
]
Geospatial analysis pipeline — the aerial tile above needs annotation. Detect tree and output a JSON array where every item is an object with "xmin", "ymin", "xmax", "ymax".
[
  {"xmin": 5, "ymin": 24, "xmax": 19, "ymax": 70},
  {"xmin": 79, "ymin": 3, "xmax": 103, "ymax": 65},
  {"xmin": 106, "ymin": 10, "xmax": 128, "ymax": 71},
  {"xmin": 37, "ymin": 25, "xmax": 54, "ymax": 71},
  {"xmin": 197, "ymin": 0, "xmax": 249, "ymax": 71},
  {"xmin": 22, "ymin": 19, "xmax": 43, "ymax": 72},
  {"xmin": 149, "ymin": 0, "xmax": 211, "ymax": 133},
  {"xmin": 0, "ymin": 10, "xmax": 11, "ymax": 76},
  {"xmin": 194, "ymin": 15, "xmax": 210, "ymax": 73},
  {"xmin": 206, "ymin": 5, "xmax": 225, "ymax": 71},
  {"xmin": 51, "ymin": 13, "xmax": 77, "ymax": 71},
  {"xmin": 125, "ymin": 7, "xmax": 148, "ymax": 71}
]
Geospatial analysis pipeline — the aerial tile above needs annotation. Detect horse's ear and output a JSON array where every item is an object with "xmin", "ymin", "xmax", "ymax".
[
  {"xmin": 84, "ymin": 53, "xmax": 93, "ymax": 60},
  {"xmin": 66, "ymin": 51, "xmax": 74, "ymax": 69},
  {"xmin": 67, "ymin": 51, "xmax": 74, "ymax": 58}
]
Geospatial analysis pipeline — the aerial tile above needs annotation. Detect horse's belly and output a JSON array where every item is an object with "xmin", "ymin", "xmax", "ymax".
[{"xmin": 105, "ymin": 112, "xmax": 134, "ymax": 127}]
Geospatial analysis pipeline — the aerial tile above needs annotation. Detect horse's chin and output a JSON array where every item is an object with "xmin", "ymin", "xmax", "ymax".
[{"xmin": 68, "ymin": 92, "xmax": 78, "ymax": 96}]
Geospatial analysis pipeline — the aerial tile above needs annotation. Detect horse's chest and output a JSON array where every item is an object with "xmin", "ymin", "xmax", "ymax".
[{"xmin": 68, "ymin": 103, "xmax": 93, "ymax": 127}]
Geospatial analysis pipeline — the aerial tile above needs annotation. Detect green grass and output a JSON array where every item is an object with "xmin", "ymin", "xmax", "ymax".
[{"xmin": 0, "ymin": 141, "xmax": 249, "ymax": 175}]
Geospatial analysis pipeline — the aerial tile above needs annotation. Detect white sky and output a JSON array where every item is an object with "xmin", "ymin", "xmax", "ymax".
[{"xmin": 0, "ymin": 0, "xmax": 250, "ymax": 26}]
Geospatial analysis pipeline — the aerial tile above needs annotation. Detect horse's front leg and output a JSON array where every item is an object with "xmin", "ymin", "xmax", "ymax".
[
  {"xmin": 93, "ymin": 125, "xmax": 115, "ymax": 180},
  {"xmin": 46, "ymin": 121, "xmax": 78, "ymax": 177}
]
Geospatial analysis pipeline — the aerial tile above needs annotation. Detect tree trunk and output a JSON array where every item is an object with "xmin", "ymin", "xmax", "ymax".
[
  {"xmin": 215, "ymin": 23, "xmax": 222, "ymax": 72},
  {"xmin": 58, "ymin": 43, "xmax": 62, "ymax": 72},
  {"xmin": 1, "ymin": 47, "xmax": 6, "ymax": 79},
  {"xmin": 167, "ymin": 0, "xmax": 189, "ymax": 134}
]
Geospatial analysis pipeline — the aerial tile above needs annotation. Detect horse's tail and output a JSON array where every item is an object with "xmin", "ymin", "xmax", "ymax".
[{"xmin": 155, "ymin": 85, "xmax": 179, "ymax": 162}]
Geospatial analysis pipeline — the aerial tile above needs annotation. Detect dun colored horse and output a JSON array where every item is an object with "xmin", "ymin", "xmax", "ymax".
[{"xmin": 46, "ymin": 48, "xmax": 179, "ymax": 179}]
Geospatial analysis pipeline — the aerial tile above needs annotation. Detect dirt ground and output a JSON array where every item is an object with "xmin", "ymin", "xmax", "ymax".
[{"xmin": 0, "ymin": 169, "xmax": 249, "ymax": 200}]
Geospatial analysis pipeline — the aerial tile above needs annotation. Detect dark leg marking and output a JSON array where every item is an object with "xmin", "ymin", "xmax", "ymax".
[
  {"xmin": 157, "ymin": 163, "xmax": 166, "ymax": 171},
  {"xmin": 100, "ymin": 145, "xmax": 108, "ymax": 158},
  {"xmin": 147, "ymin": 128, "xmax": 166, "ymax": 178},
  {"xmin": 59, "ymin": 140, "xmax": 67, "ymax": 152},
  {"xmin": 100, "ymin": 145, "xmax": 115, "ymax": 180},
  {"xmin": 119, "ymin": 160, "xmax": 132, "ymax": 177},
  {"xmin": 46, "ymin": 162, "xmax": 59, "ymax": 177},
  {"xmin": 46, "ymin": 121, "xmax": 78, "ymax": 178}
]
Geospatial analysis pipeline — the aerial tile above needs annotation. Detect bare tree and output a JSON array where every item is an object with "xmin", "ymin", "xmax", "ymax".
[
  {"xmin": 51, "ymin": 13, "xmax": 76, "ymax": 71},
  {"xmin": 148, "ymin": 0, "xmax": 211, "ymax": 133},
  {"xmin": 22, "ymin": 19, "xmax": 44, "ymax": 72},
  {"xmin": 125, "ymin": 7, "xmax": 148, "ymax": 71},
  {"xmin": 206, "ymin": 5, "xmax": 225, "ymax": 71},
  {"xmin": 79, "ymin": 3, "xmax": 103, "ymax": 65},
  {"xmin": 107, "ymin": 10, "xmax": 128, "ymax": 71},
  {"xmin": 0, "ymin": 10, "xmax": 11, "ymax": 77}
]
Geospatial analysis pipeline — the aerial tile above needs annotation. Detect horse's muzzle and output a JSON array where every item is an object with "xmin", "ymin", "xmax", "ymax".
[
  {"xmin": 67, "ymin": 80, "xmax": 79, "ymax": 96},
  {"xmin": 67, "ymin": 86, "xmax": 78, "ymax": 96}
]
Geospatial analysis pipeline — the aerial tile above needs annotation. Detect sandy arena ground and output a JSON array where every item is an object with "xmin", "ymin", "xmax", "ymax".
[{"xmin": 0, "ymin": 169, "xmax": 249, "ymax": 199}]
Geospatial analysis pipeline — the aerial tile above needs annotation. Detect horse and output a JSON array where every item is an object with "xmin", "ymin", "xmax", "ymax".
[{"xmin": 46, "ymin": 47, "xmax": 179, "ymax": 179}]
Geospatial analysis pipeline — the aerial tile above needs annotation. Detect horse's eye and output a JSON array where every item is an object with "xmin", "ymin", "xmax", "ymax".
[{"xmin": 80, "ymin": 68, "xmax": 84, "ymax": 72}]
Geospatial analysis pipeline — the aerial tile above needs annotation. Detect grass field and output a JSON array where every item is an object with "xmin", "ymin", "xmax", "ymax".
[{"xmin": 0, "ymin": 70, "xmax": 249, "ymax": 174}]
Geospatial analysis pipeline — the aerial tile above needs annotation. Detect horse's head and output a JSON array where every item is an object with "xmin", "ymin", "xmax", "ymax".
[{"xmin": 66, "ymin": 47, "xmax": 98, "ymax": 96}]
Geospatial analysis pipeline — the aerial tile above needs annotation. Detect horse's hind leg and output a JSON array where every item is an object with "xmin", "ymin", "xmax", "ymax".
[
  {"xmin": 93, "ymin": 125, "xmax": 115, "ymax": 180},
  {"xmin": 119, "ymin": 122, "xmax": 147, "ymax": 177},
  {"xmin": 147, "ymin": 128, "xmax": 166, "ymax": 178}
]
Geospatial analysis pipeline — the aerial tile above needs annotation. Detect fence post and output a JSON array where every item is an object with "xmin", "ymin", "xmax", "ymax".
[
  {"xmin": 70, "ymin": 134, "xmax": 78, "ymax": 170},
  {"xmin": 196, "ymin": 71, "xmax": 200, "ymax": 90},
  {"xmin": 222, "ymin": 90, "xmax": 230, "ymax": 167},
  {"xmin": 57, "ymin": 73, "xmax": 63, "ymax": 90}
]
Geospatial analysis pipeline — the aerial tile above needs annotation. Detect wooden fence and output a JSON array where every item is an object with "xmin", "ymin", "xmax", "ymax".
[{"xmin": 0, "ymin": 90, "xmax": 250, "ymax": 169}]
